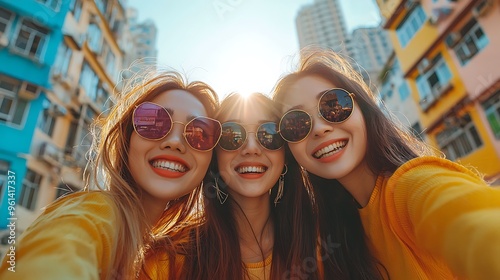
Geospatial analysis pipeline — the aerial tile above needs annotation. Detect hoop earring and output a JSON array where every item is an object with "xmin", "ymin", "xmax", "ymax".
[
  {"xmin": 274, "ymin": 164, "xmax": 287, "ymax": 206},
  {"xmin": 213, "ymin": 177, "xmax": 228, "ymax": 204}
]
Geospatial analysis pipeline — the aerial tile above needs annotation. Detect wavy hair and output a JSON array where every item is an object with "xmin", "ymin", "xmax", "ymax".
[
  {"xmin": 272, "ymin": 47, "xmax": 436, "ymax": 279},
  {"xmin": 88, "ymin": 68, "xmax": 219, "ymax": 279},
  {"xmin": 180, "ymin": 92, "xmax": 319, "ymax": 279}
]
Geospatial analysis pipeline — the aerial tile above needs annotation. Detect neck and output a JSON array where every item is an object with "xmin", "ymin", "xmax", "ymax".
[
  {"xmin": 140, "ymin": 196, "xmax": 167, "ymax": 227},
  {"xmin": 337, "ymin": 160, "xmax": 377, "ymax": 208},
  {"xmin": 231, "ymin": 194, "xmax": 274, "ymax": 262}
]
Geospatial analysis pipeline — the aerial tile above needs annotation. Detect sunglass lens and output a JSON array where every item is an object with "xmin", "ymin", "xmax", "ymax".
[
  {"xmin": 133, "ymin": 103, "xmax": 171, "ymax": 140},
  {"xmin": 185, "ymin": 117, "xmax": 222, "ymax": 151},
  {"xmin": 279, "ymin": 111, "xmax": 311, "ymax": 142},
  {"xmin": 257, "ymin": 122, "xmax": 284, "ymax": 150},
  {"xmin": 219, "ymin": 122, "xmax": 246, "ymax": 151},
  {"xmin": 319, "ymin": 89, "xmax": 353, "ymax": 123}
]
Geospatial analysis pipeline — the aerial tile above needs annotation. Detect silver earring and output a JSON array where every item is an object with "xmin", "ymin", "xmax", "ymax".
[
  {"xmin": 274, "ymin": 164, "xmax": 288, "ymax": 206},
  {"xmin": 213, "ymin": 177, "xmax": 228, "ymax": 204}
]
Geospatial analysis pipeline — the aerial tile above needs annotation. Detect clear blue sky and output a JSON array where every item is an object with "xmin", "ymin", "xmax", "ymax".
[{"xmin": 126, "ymin": 0, "xmax": 381, "ymax": 98}]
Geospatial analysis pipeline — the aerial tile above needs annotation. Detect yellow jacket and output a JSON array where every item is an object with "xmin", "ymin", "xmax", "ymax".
[
  {"xmin": 0, "ymin": 192, "xmax": 118, "ymax": 279},
  {"xmin": 360, "ymin": 156, "xmax": 500, "ymax": 279}
]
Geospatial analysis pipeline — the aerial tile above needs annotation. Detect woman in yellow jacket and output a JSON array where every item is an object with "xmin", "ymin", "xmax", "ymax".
[
  {"xmin": 272, "ymin": 47, "xmax": 500, "ymax": 279},
  {"xmin": 0, "ymin": 69, "xmax": 222, "ymax": 279}
]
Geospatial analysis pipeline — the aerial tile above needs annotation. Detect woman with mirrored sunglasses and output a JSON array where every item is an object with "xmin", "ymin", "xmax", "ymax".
[
  {"xmin": 162, "ymin": 92, "xmax": 318, "ymax": 280},
  {"xmin": 0, "ymin": 69, "xmax": 222, "ymax": 279},
  {"xmin": 272, "ymin": 47, "xmax": 500, "ymax": 280}
]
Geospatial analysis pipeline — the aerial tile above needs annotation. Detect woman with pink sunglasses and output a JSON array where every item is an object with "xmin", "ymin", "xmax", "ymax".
[
  {"xmin": 0, "ymin": 70, "xmax": 222, "ymax": 279},
  {"xmin": 143, "ymin": 92, "xmax": 320, "ymax": 279},
  {"xmin": 272, "ymin": 48, "xmax": 500, "ymax": 279}
]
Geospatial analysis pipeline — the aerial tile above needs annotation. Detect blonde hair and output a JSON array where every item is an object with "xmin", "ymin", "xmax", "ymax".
[{"xmin": 88, "ymin": 67, "xmax": 219, "ymax": 279}]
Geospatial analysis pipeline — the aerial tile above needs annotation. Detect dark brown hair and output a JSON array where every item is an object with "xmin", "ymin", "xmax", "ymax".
[{"xmin": 181, "ymin": 92, "xmax": 319, "ymax": 279}]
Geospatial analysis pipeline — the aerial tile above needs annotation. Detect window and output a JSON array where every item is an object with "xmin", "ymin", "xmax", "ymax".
[
  {"xmin": 36, "ymin": 0, "xmax": 61, "ymax": 11},
  {"xmin": 0, "ymin": 160, "xmax": 10, "ymax": 202},
  {"xmin": 398, "ymin": 81, "xmax": 410, "ymax": 101},
  {"xmin": 55, "ymin": 183, "xmax": 78, "ymax": 199},
  {"xmin": 0, "ymin": 7, "xmax": 14, "ymax": 37},
  {"xmin": 396, "ymin": 5, "xmax": 426, "ymax": 47},
  {"xmin": 416, "ymin": 54, "xmax": 452, "ymax": 110},
  {"xmin": 13, "ymin": 19, "xmax": 49, "ymax": 61},
  {"xmin": 437, "ymin": 114, "xmax": 483, "ymax": 160},
  {"xmin": 482, "ymin": 90, "xmax": 500, "ymax": 139},
  {"xmin": 38, "ymin": 99, "xmax": 56, "ymax": 136},
  {"xmin": 70, "ymin": 0, "xmax": 83, "ymax": 21},
  {"xmin": 87, "ymin": 23, "xmax": 102, "ymax": 54},
  {"xmin": 65, "ymin": 106, "xmax": 94, "ymax": 168},
  {"xmin": 53, "ymin": 43, "xmax": 72, "ymax": 76},
  {"xmin": 454, "ymin": 19, "xmax": 489, "ymax": 65},
  {"xmin": 19, "ymin": 169, "xmax": 42, "ymax": 211},
  {"xmin": 0, "ymin": 75, "xmax": 29, "ymax": 127},
  {"xmin": 80, "ymin": 62, "xmax": 99, "ymax": 103}
]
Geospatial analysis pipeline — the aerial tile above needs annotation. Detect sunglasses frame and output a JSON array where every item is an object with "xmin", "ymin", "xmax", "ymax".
[
  {"xmin": 218, "ymin": 122, "xmax": 284, "ymax": 151},
  {"xmin": 278, "ymin": 88, "xmax": 355, "ymax": 143},
  {"xmin": 132, "ymin": 101, "xmax": 222, "ymax": 152}
]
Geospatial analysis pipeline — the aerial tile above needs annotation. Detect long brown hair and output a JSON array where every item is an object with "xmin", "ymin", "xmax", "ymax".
[
  {"xmin": 272, "ymin": 47, "xmax": 436, "ymax": 279},
  {"xmin": 181, "ymin": 92, "xmax": 319, "ymax": 279},
  {"xmin": 88, "ymin": 68, "xmax": 219, "ymax": 279}
]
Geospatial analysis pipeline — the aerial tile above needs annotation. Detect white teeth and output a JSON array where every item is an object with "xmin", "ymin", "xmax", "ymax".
[
  {"xmin": 151, "ymin": 160, "xmax": 187, "ymax": 173},
  {"xmin": 236, "ymin": 166, "xmax": 267, "ymax": 174},
  {"xmin": 313, "ymin": 140, "xmax": 348, "ymax": 159}
]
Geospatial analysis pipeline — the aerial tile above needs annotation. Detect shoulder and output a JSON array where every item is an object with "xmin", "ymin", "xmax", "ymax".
[
  {"xmin": 31, "ymin": 191, "xmax": 119, "ymax": 230},
  {"xmin": 389, "ymin": 156, "xmax": 486, "ymax": 185}
]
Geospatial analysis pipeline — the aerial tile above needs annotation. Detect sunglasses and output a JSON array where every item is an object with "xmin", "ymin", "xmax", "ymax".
[
  {"xmin": 218, "ymin": 122, "xmax": 284, "ymax": 151},
  {"xmin": 132, "ymin": 102, "xmax": 222, "ymax": 151},
  {"xmin": 278, "ymin": 88, "xmax": 355, "ymax": 143}
]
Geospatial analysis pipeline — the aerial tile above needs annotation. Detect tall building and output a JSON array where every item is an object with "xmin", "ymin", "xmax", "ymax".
[
  {"xmin": 0, "ymin": 0, "xmax": 128, "ymax": 254},
  {"xmin": 0, "ymin": 0, "xmax": 70, "ymax": 233},
  {"xmin": 122, "ymin": 7, "xmax": 158, "ymax": 72},
  {"xmin": 350, "ymin": 26, "xmax": 393, "ymax": 87},
  {"xmin": 295, "ymin": 0, "xmax": 350, "ymax": 54},
  {"xmin": 376, "ymin": 0, "xmax": 500, "ymax": 183}
]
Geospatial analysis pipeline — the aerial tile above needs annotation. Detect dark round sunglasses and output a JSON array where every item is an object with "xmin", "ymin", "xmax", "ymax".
[
  {"xmin": 132, "ymin": 102, "xmax": 222, "ymax": 151},
  {"xmin": 278, "ymin": 88, "xmax": 355, "ymax": 143},
  {"xmin": 218, "ymin": 122, "xmax": 284, "ymax": 151}
]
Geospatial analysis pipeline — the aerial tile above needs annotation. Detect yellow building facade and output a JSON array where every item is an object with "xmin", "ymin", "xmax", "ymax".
[{"xmin": 376, "ymin": 0, "xmax": 500, "ymax": 182}]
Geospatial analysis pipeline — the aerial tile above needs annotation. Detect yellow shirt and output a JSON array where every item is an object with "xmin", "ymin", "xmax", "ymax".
[
  {"xmin": 0, "ymin": 192, "xmax": 118, "ymax": 280},
  {"xmin": 140, "ymin": 252, "xmax": 272, "ymax": 279},
  {"xmin": 359, "ymin": 156, "xmax": 500, "ymax": 279}
]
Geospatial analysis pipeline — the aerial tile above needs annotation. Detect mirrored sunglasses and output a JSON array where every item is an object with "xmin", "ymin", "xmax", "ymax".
[
  {"xmin": 132, "ymin": 102, "xmax": 222, "ymax": 151},
  {"xmin": 278, "ymin": 88, "xmax": 355, "ymax": 143},
  {"xmin": 218, "ymin": 122, "xmax": 284, "ymax": 151}
]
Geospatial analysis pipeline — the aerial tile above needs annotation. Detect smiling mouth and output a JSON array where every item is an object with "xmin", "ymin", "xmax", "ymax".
[
  {"xmin": 235, "ymin": 166, "xmax": 267, "ymax": 174},
  {"xmin": 313, "ymin": 140, "xmax": 348, "ymax": 159},
  {"xmin": 151, "ymin": 159, "xmax": 188, "ymax": 173}
]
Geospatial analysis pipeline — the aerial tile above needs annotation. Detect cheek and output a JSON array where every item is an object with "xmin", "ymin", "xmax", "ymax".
[{"xmin": 288, "ymin": 142, "xmax": 309, "ymax": 164}]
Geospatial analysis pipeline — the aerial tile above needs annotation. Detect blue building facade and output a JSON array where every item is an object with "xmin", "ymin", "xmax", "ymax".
[{"xmin": 0, "ymin": 0, "xmax": 69, "ymax": 229}]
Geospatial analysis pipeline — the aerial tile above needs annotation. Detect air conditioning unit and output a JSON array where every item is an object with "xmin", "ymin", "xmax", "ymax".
[
  {"xmin": 419, "ymin": 94, "xmax": 436, "ymax": 111},
  {"xmin": 18, "ymin": 82, "xmax": 41, "ymax": 100},
  {"xmin": 473, "ymin": 0, "xmax": 493, "ymax": 18},
  {"xmin": 39, "ymin": 142, "xmax": 63, "ymax": 167},
  {"xmin": 405, "ymin": 0, "xmax": 420, "ymax": 10},
  {"xmin": 445, "ymin": 32, "xmax": 461, "ymax": 48},
  {"xmin": 417, "ymin": 58, "xmax": 431, "ymax": 74},
  {"xmin": 0, "ymin": 35, "xmax": 8, "ymax": 47},
  {"xmin": 428, "ymin": 14, "xmax": 439, "ymax": 25},
  {"xmin": 47, "ymin": 103, "xmax": 67, "ymax": 117}
]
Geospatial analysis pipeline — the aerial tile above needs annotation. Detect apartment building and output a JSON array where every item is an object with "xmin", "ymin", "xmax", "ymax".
[{"xmin": 376, "ymin": 0, "xmax": 500, "ymax": 182}]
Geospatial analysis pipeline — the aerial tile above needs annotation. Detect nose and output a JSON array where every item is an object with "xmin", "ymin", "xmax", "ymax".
[
  {"xmin": 240, "ymin": 133, "xmax": 262, "ymax": 156},
  {"xmin": 311, "ymin": 114, "xmax": 333, "ymax": 138},
  {"xmin": 159, "ymin": 122, "xmax": 187, "ymax": 153}
]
